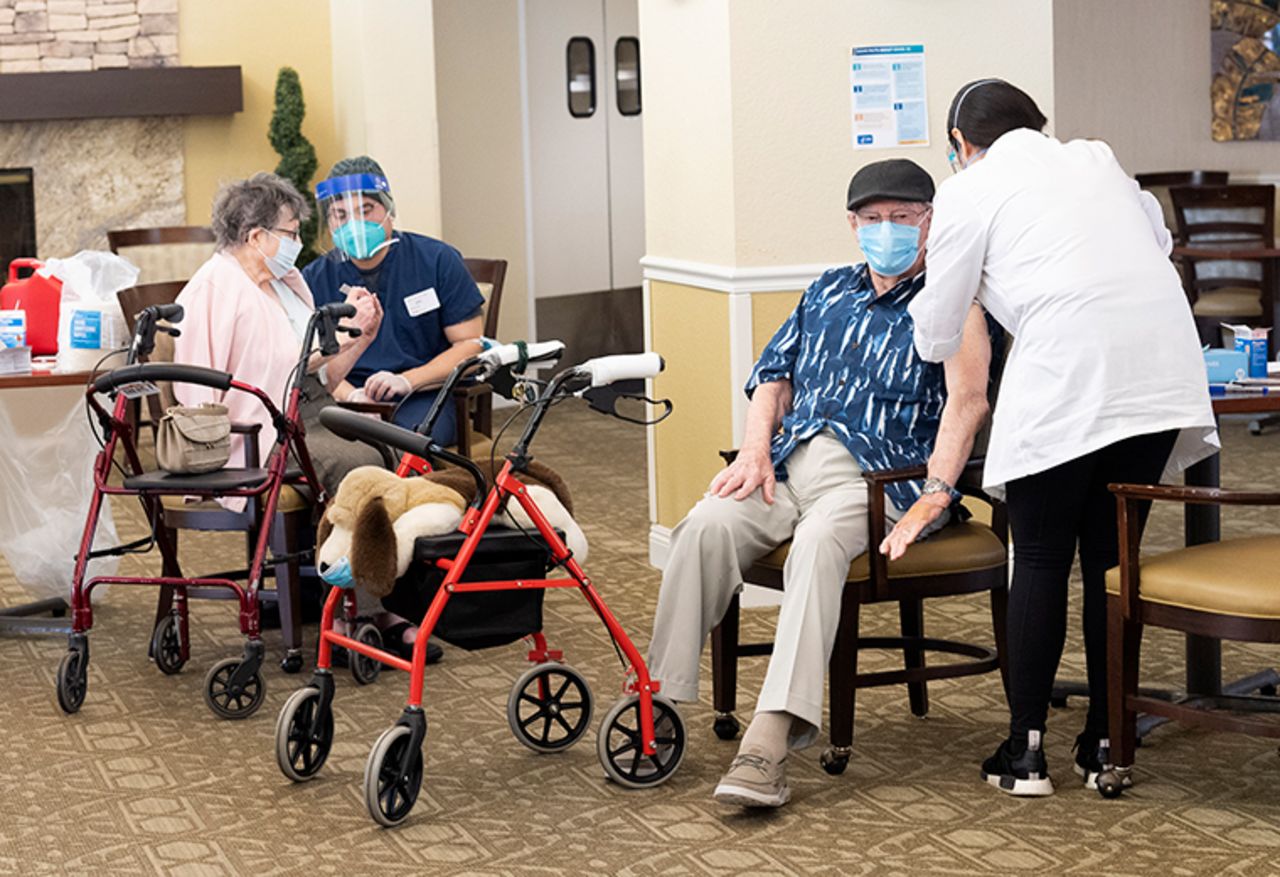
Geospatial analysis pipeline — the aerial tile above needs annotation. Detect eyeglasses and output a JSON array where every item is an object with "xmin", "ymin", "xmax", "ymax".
[
  {"xmin": 269, "ymin": 226, "xmax": 302, "ymax": 241},
  {"xmin": 854, "ymin": 208, "xmax": 930, "ymax": 225}
]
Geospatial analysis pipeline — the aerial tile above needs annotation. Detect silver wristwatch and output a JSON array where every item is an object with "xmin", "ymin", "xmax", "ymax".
[{"xmin": 921, "ymin": 477, "xmax": 958, "ymax": 501}]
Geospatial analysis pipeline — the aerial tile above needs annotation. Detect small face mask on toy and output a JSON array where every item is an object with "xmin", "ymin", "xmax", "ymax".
[{"xmin": 319, "ymin": 555, "xmax": 355, "ymax": 589}]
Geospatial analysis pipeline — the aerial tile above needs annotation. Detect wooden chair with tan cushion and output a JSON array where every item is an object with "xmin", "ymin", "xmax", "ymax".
[
  {"xmin": 709, "ymin": 457, "xmax": 1010, "ymax": 774},
  {"xmin": 1170, "ymin": 184, "xmax": 1274, "ymax": 346},
  {"xmin": 1097, "ymin": 482, "xmax": 1280, "ymax": 797}
]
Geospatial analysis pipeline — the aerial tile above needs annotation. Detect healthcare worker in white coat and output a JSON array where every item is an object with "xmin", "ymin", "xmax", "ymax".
[{"xmin": 880, "ymin": 78, "xmax": 1217, "ymax": 797}]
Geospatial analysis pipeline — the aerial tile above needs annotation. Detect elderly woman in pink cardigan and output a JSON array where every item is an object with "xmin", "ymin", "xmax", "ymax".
[{"xmin": 173, "ymin": 172, "xmax": 442, "ymax": 665}]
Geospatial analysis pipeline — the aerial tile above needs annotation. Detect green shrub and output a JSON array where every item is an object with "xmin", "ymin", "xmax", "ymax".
[{"xmin": 268, "ymin": 67, "xmax": 320, "ymax": 266}]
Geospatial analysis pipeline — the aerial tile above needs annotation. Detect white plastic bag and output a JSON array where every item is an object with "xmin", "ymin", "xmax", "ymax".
[
  {"xmin": 0, "ymin": 393, "xmax": 118, "ymax": 600},
  {"xmin": 43, "ymin": 250, "xmax": 139, "ymax": 373}
]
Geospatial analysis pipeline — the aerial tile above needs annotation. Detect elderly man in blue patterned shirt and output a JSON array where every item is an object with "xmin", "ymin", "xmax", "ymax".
[{"xmin": 648, "ymin": 159, "xmax": 997, "ymax": 808}]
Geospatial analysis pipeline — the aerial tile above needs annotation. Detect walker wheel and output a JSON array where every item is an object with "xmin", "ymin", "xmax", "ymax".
[
  {"xmin": 55, "ymin": 649, "xmax": 87, "ymax": 714},
  {"xmin": 1096, "ymin": 768, "xmax": 1127, "ymax": 798},
  {"xmin": 280, "ymin": 650, "xmax": 305, "ymax": 674},
  {"xmin": 350, "ymin": 623, "xmax": 383, "ymax": 686},
  {"xmin": 151, "ymin": 614, "xmax": 185, "ymax": 676},
  {"xmin": 597, "ymin": 694, "xmax": 686, "ymax": 789},
  {"xmin": 507, "ymin": 662, "xmax": 594, "ymax": 753},
  {"xmin": 712, "ymin": 714, "xmax": 741, "ymax": 741},
  {"xmin": 363, "ymin": 724, "xmax": 424, "ymax": 827},
  {"xmin": 820, "ymin": 747, "xmax": 850, "ymax": 775},
  {"xmin": 275, "ymin": 686, "xmax": 334, "ymax": 782},
  {"xmin": 203, "ymin": 656, "xmax": 266, "ymax": 720}
]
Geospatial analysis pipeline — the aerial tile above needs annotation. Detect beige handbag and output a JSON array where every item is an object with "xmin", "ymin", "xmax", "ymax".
[{"xmin": 156, "ymin": 403, "xmax": 232, "ymax": 474}]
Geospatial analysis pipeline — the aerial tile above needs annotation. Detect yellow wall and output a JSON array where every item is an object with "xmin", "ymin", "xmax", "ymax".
[
  {"xmin": 650, "ymin": 281, "xmax": 733, "ymax": 529},
  {"xmin": 434, "ymin": 0, "xmax": 530, "ymax": 342},
  {"xmin": 751, "ymin": 290, "xmax": 803, "ymax": 359},
  {"xmin": 179, "ymin": 0, "xmax": 341, "ymax": 226}
]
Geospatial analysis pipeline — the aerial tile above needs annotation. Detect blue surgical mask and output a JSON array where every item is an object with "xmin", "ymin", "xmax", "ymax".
[
  {"xmin": 332, "ymin": 220, "xmax": 387, "ymax": 260},
  {"xmin": 258, "ymin": 232, "xmax": 301, "ymax": 279},
  {"xmin": 948, "ymin": 146, "xmax": 988, "ymax": 174},
  {"xmin": 857, "ymin": 221, "xmax": 921, "ymax": 276},
  {"xmin": 320, "ymin": 555, "xmax": 355, "ymax": 589}
]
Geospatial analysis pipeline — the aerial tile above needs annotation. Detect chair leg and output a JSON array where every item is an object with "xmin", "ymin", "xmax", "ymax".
[
  {"xmin": 990, "ymin": 584, "xmax": 1011, "ymax": 701},
  {"xmin": 710, "ymin": 593, "xmax": 741, "ymax": 738},
  {"xmin": 272, "ymin": 511, "xmax": 303, "ymax": 670},
  {"xmin": 1107, "ymin": 596, "xmax": 1142, "ymax": 772},
  {"xmin": 828, "ymin": 587, "xmax": 860, "ymax": 751},
  {"xmin": 899, "ymin": 598, "xmax": 928, "ymax": 717}
]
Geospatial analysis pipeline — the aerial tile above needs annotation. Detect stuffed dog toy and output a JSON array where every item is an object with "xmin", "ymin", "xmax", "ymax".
[{"xmin": 316, "ymin": 461, "xmax": 587, "ymax": 599}]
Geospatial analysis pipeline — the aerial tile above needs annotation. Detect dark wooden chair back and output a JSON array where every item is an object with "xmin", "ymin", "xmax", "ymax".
[
  {"xmin": 117, "ymin": 281, "xmax": 186, "ymax": 334},
  {"xmin": 1171, "ymin": 184, "xmax": 1275, "ymax": 247},
  {"xmin": 107, "ymin": 226, "xmax": 216, "ymax": 251},
  {"xmin": 463, "ymin": 257, "xmax": 508, "ymax": 339},
  {"xmin": 1135, "ymin": 170, "xmax": 1229, "ymax": 189}
]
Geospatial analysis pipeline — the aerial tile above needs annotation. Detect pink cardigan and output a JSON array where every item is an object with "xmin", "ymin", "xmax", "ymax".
[{"xmin": 172, "ymin": 251, "xmax": 314, "ymax": 471}]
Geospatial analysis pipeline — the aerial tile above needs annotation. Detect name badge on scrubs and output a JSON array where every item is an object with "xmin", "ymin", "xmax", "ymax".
[{"xmin": 404, "ymin": 287, "xmax": 440, "ymax": 317}]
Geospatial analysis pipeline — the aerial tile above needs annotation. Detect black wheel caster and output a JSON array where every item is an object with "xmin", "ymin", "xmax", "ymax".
[
  {"xmin": 350, "ymin": 623, "xmax": 383, "ymax": 686},
  {"xmin": 712, "ymin": 713, "xmax": 741, "ymax": 741},
  {"xmin": 364, "ymin": 724, "xmax": 424, "ymax": 826},
  {"xmin": 1260, "ymin": 684, "xmax": 1276, "ymax": 697},
  {"xmin": 1096, "ymin": 768, "xmax": 1128, "ymax": 798},
  {"xmin": 56, "ymin": 648, "xmax": 88, "ymax": 714},
  {"xmin": 203, "ymin": 656, "xmax": 266, "ymax": 719},
  {"xmin": 507, "ymin": 662, "xmax": 593, "ymax": 753},
  {"xmin": 280, "ymin": 650, "xmax": 305, "ymax": 674},
  {"xmin": 820, "ymin": 747, "xmax": 850, "ymax": 775},
  {"xmin": 275, "ymin": 686, "xmax": 334, "ymax": 781},
  {"xmin": 597, "ymin": 694, "xmax": 686, "ymax": 789},
  {"xmin": 151, "ymin": 614, "xmax": 186, "ymax": 676}
]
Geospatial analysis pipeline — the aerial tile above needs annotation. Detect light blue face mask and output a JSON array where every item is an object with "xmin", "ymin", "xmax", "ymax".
[
  {"xmin": 319, "ymin": 555, "xmax": 356, "ymax": 589},
  {"xmin": 258, "ymin": 232, "xmax": 302, "ymax": 279},
  {"xmin": 857, "ymin": 221, "xmax": 921, "ymax": 276},
  {"xmin": 332, "ymin": 220, "xmax": 387, "ymax": 260}
]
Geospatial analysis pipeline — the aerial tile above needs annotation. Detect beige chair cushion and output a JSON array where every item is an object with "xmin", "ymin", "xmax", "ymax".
[
  {"xmin": 160, "ymin": 485, "xmax": 309, "ymax": 515},
  {"xmin": 1104, "ymin": 535, "xmax": 1280, "ymax": 619},
  {"xmin": 753, "ymin": 521, "xmax": 1006, "ymax": 582},
  {"xmin": 1192, "ymin": 287, "xmax": 1263, "ymax": 317}
]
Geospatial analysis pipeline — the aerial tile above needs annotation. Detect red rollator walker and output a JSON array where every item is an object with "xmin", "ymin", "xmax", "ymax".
[
  {"xmin": 274, "ymin": 343, "xmax": 686, "ymax": 826},
  {"xmin": 57, "ymin": 301, "xmax": 363, "ymax": 719}
]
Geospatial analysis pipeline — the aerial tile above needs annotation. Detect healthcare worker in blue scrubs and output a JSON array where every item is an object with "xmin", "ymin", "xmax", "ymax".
[{"xmin": 304, "ymin": 156, "xmax": 486, "ymax": 441}]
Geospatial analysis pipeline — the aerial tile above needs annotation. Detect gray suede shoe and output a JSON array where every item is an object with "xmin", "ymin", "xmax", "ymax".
[{"xmin": 712, "ymin": 745, "xmax": 791, "ymax": 807}]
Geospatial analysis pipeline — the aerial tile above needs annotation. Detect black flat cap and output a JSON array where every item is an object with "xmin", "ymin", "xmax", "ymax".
[{"xmin": 846, "ymin": 159, "xmax": 935, "ymax": 211}]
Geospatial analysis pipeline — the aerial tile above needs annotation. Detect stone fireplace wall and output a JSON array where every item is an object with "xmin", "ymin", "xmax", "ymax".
[
  {"xmin": 0, "ymin": 0, "xmax": 177, "ymax": 73},
  {"xmin": 0, "ymin": 0, "xmax": 184, "ymax": 260}
]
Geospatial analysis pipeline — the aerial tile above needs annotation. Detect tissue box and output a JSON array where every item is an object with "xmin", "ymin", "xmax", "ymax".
[
  {"xmin": 0, "ymin": 309, "xmax": 25, "ymax": 349},
  {"xmin": 1223, "ymin": 324, "xmax": 1270, "ymax": 378},
  {"xmin": 1204, "ymin": 348, "xmax": 1249, "ymax": 383}
]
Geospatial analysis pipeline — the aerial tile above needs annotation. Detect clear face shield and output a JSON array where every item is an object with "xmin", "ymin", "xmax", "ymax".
[{"xmin": 315, "ymin": 173, "xmax": 397, "ymax": 261}]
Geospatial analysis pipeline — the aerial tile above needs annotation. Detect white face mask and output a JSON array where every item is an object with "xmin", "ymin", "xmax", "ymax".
[{"xmin": 258, "ymin": 231, "xmax": 302, "ymax": 279}]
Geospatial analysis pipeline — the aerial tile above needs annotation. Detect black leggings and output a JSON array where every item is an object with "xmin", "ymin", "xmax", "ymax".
[{"xmin": 1003, "ymin": 429, "xmax": 1178, "ymax": 739}]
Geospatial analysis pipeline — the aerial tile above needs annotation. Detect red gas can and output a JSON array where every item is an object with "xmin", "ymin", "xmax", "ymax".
[{"xmin": 0, "ymin": 258, "xmax": 61, "ymax": 355}]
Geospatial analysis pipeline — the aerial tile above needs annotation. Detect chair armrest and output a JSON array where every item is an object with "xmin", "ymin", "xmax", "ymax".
[
  {"xmin": 335, "ymin": 400, "xmax": 396, "ymax": 422},
  {"xmin": 1109, "ymin": 482, "xmax": 1280, "ymax": 506},
  {"xmin": 229, "ymin": 422, "xmax": 262, "ymax": 468}
]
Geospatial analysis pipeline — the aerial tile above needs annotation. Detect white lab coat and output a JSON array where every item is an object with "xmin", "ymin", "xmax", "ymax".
[{"xmin": 910, "ymin": 128, "xmax": 1218, "ymax": 498}]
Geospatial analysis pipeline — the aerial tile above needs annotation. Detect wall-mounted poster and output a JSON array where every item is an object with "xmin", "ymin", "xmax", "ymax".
[
  {"xmin": 850, "ymin": 45, "xmax": 929, "ymax": 149},
  {"xmin": 1211, "ymin": 0, "xmax": 1280, "ymax": 140}
]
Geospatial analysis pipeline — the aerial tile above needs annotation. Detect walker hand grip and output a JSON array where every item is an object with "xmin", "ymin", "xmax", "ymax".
[
  {"xmin": 580, "ymin": 352, "xmax": 665, "ymax": 387},
  {"xmin": 479, "ymin": 339, "xmax": 566, "ymax": 370},
  {"xmin": 93, "ymin": 363, "xmax": 233, "ymax": 394},
  {"xmin": 320, "ymin": 302, "xmax": 357, "ymax": 319},
  {"xmin": 319, "ymin": 407, "xmax": 431, "ymax": 458},
  {"xmin": 149, "ymin": 303, "xmax": 184, "ymax": 323}
]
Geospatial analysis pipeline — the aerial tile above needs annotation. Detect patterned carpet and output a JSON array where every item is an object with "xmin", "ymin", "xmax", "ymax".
[{"xmin": 2, "ymin": 403, "xmax": 1279, "ymax": 876}]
